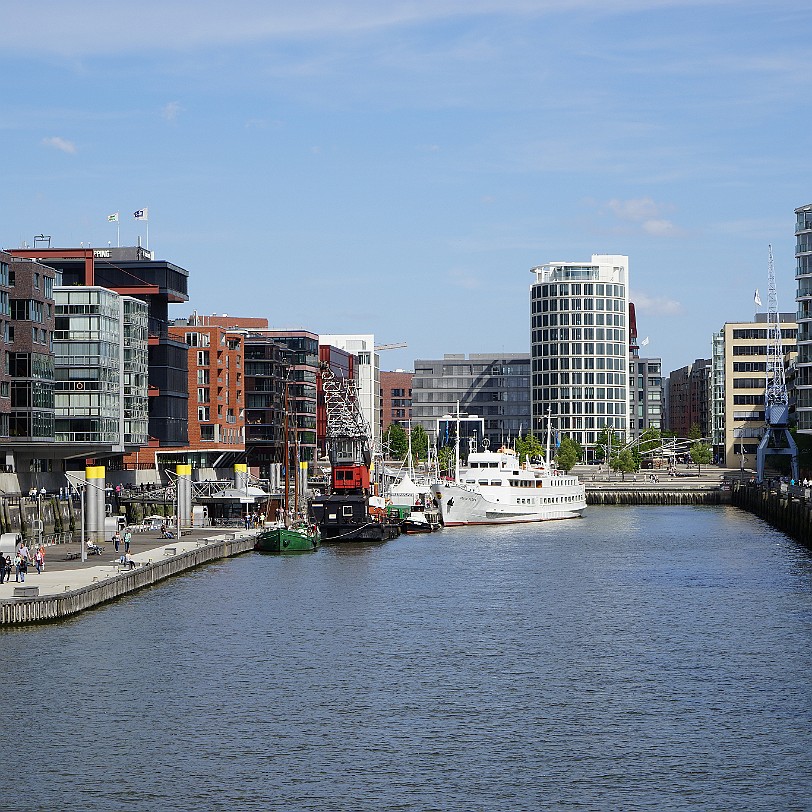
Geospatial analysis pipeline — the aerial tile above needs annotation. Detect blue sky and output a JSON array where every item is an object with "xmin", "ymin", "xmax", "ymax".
[{"xmin": 3, "ymin": 0, "xmax": 811, "ymax": 375}]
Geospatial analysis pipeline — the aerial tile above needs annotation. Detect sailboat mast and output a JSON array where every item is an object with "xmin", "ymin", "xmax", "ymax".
[
  {"xmin": 283, "ymin": 381, "xmax": 289, "ymax": 527},
  {"xmin": 455, "ymin": 401, "xmax": 461, "ymax": 484}
]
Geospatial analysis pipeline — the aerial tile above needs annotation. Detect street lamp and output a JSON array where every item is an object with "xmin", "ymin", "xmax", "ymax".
[{"xmin": 63, "ymin": 473, "xmax": 88, "ymax": 562}]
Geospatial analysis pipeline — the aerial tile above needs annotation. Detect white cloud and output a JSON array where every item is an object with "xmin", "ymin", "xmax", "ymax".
[
  {"xmin": 162, "ymin": 101, "xmax": 183, "ymax": 121},
  {"xmin": 41, "ymin": 136, "xmax": 77, "ymax": 154},
  {"xmin": 632, "ymin": 291, "xmax": 683, "ymax": 316},
  {"xmin": 448, "ymin": 267, "xmax": 481, "ymax": 289},
  {"xmin": 605, "ymin": 197, "xmax": 680, "ymax": 237}
]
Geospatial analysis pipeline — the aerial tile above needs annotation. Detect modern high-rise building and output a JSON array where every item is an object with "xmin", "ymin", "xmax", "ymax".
[
  {"xmin": 711, "ymin": 315, "xmax": 797, "ymax": 468},
  {"xmin": 9, "ymin": 246, "xmax": 191, "ymax": 448},
  {"xmin": 54, "ymin": 286, "xmax": 150, "ymax": 453},
  {"xmin": 411, "ymin": 354, "xmax": 530, "ymax": 448},
  {"xmin": 530, "ymin": 255, "xmax": 629, "ymax": 454},
  {"xmin": 667, "ymin": 359, "xmax": 712, "ymax": 439},
  {"xmin": 794, "ymin": 203, "xmax": 812, "ymax": 432},
  {"xmin": 379, "ymin": 370, "xmax": 413, "ymax": 432}
]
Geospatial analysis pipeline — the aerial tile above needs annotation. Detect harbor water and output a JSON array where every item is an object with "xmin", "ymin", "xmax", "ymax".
[{"xmin": 2, "ymin": 505, "xmax": 812, "ymax": 811}]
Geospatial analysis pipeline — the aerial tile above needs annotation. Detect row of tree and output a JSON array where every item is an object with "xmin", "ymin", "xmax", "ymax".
[{"xmin": 383, "ymin": 423, "xmax": 714, "ymax": 478}]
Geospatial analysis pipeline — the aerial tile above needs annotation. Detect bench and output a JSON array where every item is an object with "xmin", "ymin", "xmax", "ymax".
[
  {"xmin": 163, "ymin": 547, "xmax": 177, "ymax": 556},
  {"xmin": 13, "ymin": 586, "xmax": 39, "ymax": 598},
  {"xmin": 180, "ymin": 529, "xmax": 192, "ymax": 536},
  {"xmin": 64, "ymin": 551, "xmax": 81, "ymax": 561}
]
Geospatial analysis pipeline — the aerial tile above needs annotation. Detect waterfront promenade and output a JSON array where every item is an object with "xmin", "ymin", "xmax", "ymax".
[{"xmin": 0, "ymin": 525, "xmax": 257, "ymax": 624}]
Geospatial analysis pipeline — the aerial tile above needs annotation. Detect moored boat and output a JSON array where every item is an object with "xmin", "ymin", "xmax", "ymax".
[
  {"xmin": 254, "ymin": 522, "xmax": 320, "ymax": 553},
  {"xmin": 430, "ymin": 407, "xmax": 586, "ymax": 526}
]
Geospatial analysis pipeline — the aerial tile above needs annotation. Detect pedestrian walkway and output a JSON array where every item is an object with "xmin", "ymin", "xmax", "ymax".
[{"xmin": 0, "ymin": 526, "xmax": 253, "ymax": 599}]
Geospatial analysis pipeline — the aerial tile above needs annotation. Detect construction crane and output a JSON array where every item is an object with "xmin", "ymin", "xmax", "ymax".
[
  {"xmin": 320, "ymin": 363, "xmax": 372, "ymax": 491},
  {"xmin": 756, "ymin": 245, "xmax": 798, "ymax": 483}
]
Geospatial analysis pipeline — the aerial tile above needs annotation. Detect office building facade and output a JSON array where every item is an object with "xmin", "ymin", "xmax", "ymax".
[
  {"xmin": 712, "ymin": 315, "xmax": 797, "ymax": 468},
  {"xmin": 795, "ymin": 203, "xmax": 812, "ymax": 431},
  {"xmin": 667, "ymin": 359, "xmax": 712, "ymax": 439},
  {"xmin": 411, "ymin": 354, "xmax": 530, "ymax": 449},
  {"xmin": 530, "ymin": 255, "xmax": 629, "ymax": 453}
]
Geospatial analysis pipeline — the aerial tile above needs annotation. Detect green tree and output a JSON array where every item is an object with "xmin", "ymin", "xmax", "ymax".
[
  {"xmin": 383, "ymin": 423, "xmax": 408, "ymax": 459},
  {"xmin": 690, "ymin": 441, "xmax": 712, "ymax": 474},
  {"xmin": 515, "ymin": 433, "xmax": 545, "ymax": 463},
  {"xmin": 688, "ymin": 423, "xmax": 702, "ymax": 441},
  {"xmin": 411, "ymin": 424, "xmax": 428, "ymax": 461},
  {"xmin": 437, "ymin": 445, "xmax": 456, "ymax": 477},
  {"xmin": 611, "ymin": 448, "xmax": 638, "ymax": 480},
  {"xmin": 555, "ymin": 436, "xmax": 581, "ymax": 472},
  {"xmin": 595, "ymin": 426, "xmax": 620, "ymax": 462}
]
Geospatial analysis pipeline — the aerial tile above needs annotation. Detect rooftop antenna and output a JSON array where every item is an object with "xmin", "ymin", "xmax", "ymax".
[
  {"xmin": 33, "ymin": 234, "xmax": 51, "ymax": 248},
  {"xmin": 756, "ymin": 245, "xmax": 798, "ymax": 483}
]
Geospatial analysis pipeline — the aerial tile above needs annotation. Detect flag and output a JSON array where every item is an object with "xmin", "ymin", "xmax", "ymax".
[
  {"xmin": 134, "ymin": 208, "xmax": 149, "ymax": 221},
  {"xmin": 641, "ymin": 336, "xmax": 650, "ymax": 347},
  {"xmin": 754, "ymin": 289, "xmax": 762, "ymax": 307},
  {"xmin": 107, "ymin": 212, "xmax": 119, "ymax": 222}
]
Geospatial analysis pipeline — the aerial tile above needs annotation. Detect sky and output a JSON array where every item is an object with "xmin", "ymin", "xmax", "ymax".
[{"xmin": 2, "ymin": 0, "xmax": 811, "ymax": 375}]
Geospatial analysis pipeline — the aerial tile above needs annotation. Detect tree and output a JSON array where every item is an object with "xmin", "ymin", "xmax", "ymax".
[
  {"xmin": 383, "ymin": 423, "xmax": 408, "ymax": 459},
  {"xmin": 555, "ymin": 436, "xmax": 581, "ymax": 472},
  {"xmin": 515, "ymin": 433, "xmax": 544, "ymax": 463},
  {"xmin": 411, "ymin": 424, "xmax": 428, "ymax": 461},
  {"xmin": 595, "ymin": 426, "xmax": 620, "ymax": 462},
  {"xmin": 688, "ymin": 423, "xmax": 702, "ymax": 441},
  {"xmin": 437, "ymin": 445, "xmax": 456, "ymax": 477},
  {"xmin": 690, "ymin": 441, "xmax": 712, "ymax": 474},
  {"xmin": 635, "ymin": 426, "xmax": 661, "ymax": 469},
  {"xmin": 611, "ymin": 448, "xmax": 638, "ymax": 480}
]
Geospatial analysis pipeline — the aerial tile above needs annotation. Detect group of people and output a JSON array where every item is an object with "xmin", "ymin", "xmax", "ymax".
[
  {"xmin": 111, "ymin": 529, "xmax": 133, "ymax": 553},
  {"xmin": 243, "ymin": 511, "xmax": 266, "ymax": 529},
  {"xmin": 0, "ymin": 541, "xmax": 46, "ymax": 584}
]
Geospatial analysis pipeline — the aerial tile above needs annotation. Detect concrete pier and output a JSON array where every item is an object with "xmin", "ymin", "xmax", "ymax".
[{"xmin": 0, "ymin": 527, "xmax": 257, "ymax": 625}]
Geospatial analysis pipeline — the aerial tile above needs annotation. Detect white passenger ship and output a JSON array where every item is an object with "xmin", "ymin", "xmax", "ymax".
[{"xmin": 430, "ymin": 429, "xmax": 586, "ymax": 526}]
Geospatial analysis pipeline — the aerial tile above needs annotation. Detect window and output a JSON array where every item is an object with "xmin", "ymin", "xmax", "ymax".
[
  {"xmin": 197, "ymin": 388, "xmax": 210, "ymax": 403},
  {"xmin": 197, "ymin": 350, "xmax": 210, "ymax": 366},
  {"xmin": 198, "ymin": 406, "xmax": 210, "ymax": 422}
]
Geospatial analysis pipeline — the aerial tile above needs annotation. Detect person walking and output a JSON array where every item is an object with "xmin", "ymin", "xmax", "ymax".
[
  {"xmin": 34, "ymin": 546, "xmax": 43, "ymax": 574},
  {"xmin": 0, "ymin": 554, "xmax": 8, "ymax": 584},
  {"xmin": 113, "ymin": 531, "xmax": 121, "ymax": 552},
  {"xmin": 124, "ymin": 530, "xmax": 132, "ymax": 554},
  {"xmin": 16, "ymin": 542, "xmax": 29, "ymax": 582},
  {"xmin": 38, "ymin": 544, "xmax": 45, "ymax": 572}
]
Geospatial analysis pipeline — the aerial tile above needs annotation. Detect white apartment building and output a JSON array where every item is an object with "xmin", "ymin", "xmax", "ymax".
[
  {"xmin": 319, "ymin": 333, "xmax": 380, "ymax": 449},
  {"xmin": 530, "ymin": 254, "xmax": 629, "ymax": 454}
]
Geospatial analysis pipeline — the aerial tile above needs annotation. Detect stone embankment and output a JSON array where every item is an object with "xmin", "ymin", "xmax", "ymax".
[
  {"xmin": 585, "ymin": 480, "xmax": 730, "ymax": 506},
  {"xmin": 0, "ymin": 529, "xmax": 257, "ymax": 625},
  {"xmin": 731, "ymin": 482, "xmax": 812, "ymax": 549}
]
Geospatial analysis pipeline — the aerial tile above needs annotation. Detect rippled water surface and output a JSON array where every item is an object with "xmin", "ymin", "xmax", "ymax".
[{"xmin": 3, "ymin": 505, "xmax": 812, "ymax": 811}]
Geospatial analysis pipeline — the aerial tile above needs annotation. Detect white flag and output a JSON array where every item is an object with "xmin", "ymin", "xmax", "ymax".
[
  {"xmin": 107, "ymin": 212, "xmax": 119, "ymax": 223},
  {"xmin": 134, "ymin": 207, "xmax": 149, "ymax": 221},
  {"xmin": 754, "ymin": 289, "xmax": 762, "ymax": 307},
  {"xmin": 641, "ymin": 336, "xmax": 650, "ymax": 347}
]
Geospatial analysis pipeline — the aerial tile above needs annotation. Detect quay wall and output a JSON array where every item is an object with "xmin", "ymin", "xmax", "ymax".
[
  {"xmin": 0, "ymin": 534, "xmax": 256, "ymax": 626},
  {"xmin": 731, "ymin": 483, "xmax": 812, "ymax": 549},
  {"xmin": 585, "ymin": 486, "xmax": 729, "ymax": 506}
]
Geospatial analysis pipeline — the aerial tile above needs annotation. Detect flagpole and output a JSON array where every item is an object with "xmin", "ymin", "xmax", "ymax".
[{"xmin": 117, "ymin": 222, "xmax": 120, "ymax": 248}]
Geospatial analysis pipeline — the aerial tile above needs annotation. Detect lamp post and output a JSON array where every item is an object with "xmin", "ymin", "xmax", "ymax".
[{"xmin": 64, "ymin": 473, "xmax": 88, "ymax": 562}]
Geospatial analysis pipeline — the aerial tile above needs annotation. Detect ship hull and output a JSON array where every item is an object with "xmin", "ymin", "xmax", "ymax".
[
  {"xmin": 432, "ymin": 482, "xmax": 585, "ymax": 526},
  {"xmin": 254, "ymin": 526, "xmax": 320, "ymax": 553}
]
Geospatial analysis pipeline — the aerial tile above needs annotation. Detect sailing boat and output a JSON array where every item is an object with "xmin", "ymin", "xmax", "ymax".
[
  {"xmin": 388, "ymin": 422, "xmax": 442, "ymax": 534},
  {"xmin": 254, "ymin": 382, "xmax": 320, "ymax": 553}
]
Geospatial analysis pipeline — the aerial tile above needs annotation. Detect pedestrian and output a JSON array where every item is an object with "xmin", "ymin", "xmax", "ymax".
[
  {"xmin": 16, "ymin": 545, "xmax": 29, "ymax": 582},
  {"xmin": 0, "ymin": 554, "xmax": 7, "ymax": 584},
  {"xmin": 113, "ymin": 531, "xmax": 121, "ymax": 552},
  {"xmin": 34, "ymin": 546, "xmax": 43, "ymax": 574},
  {"xmin": 38, "ymin": 544, "xmax": 45, "ymax": 572},
  {"xmin": 124, "ymin": 530, "xmax": 131, "ymax": 553}
]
